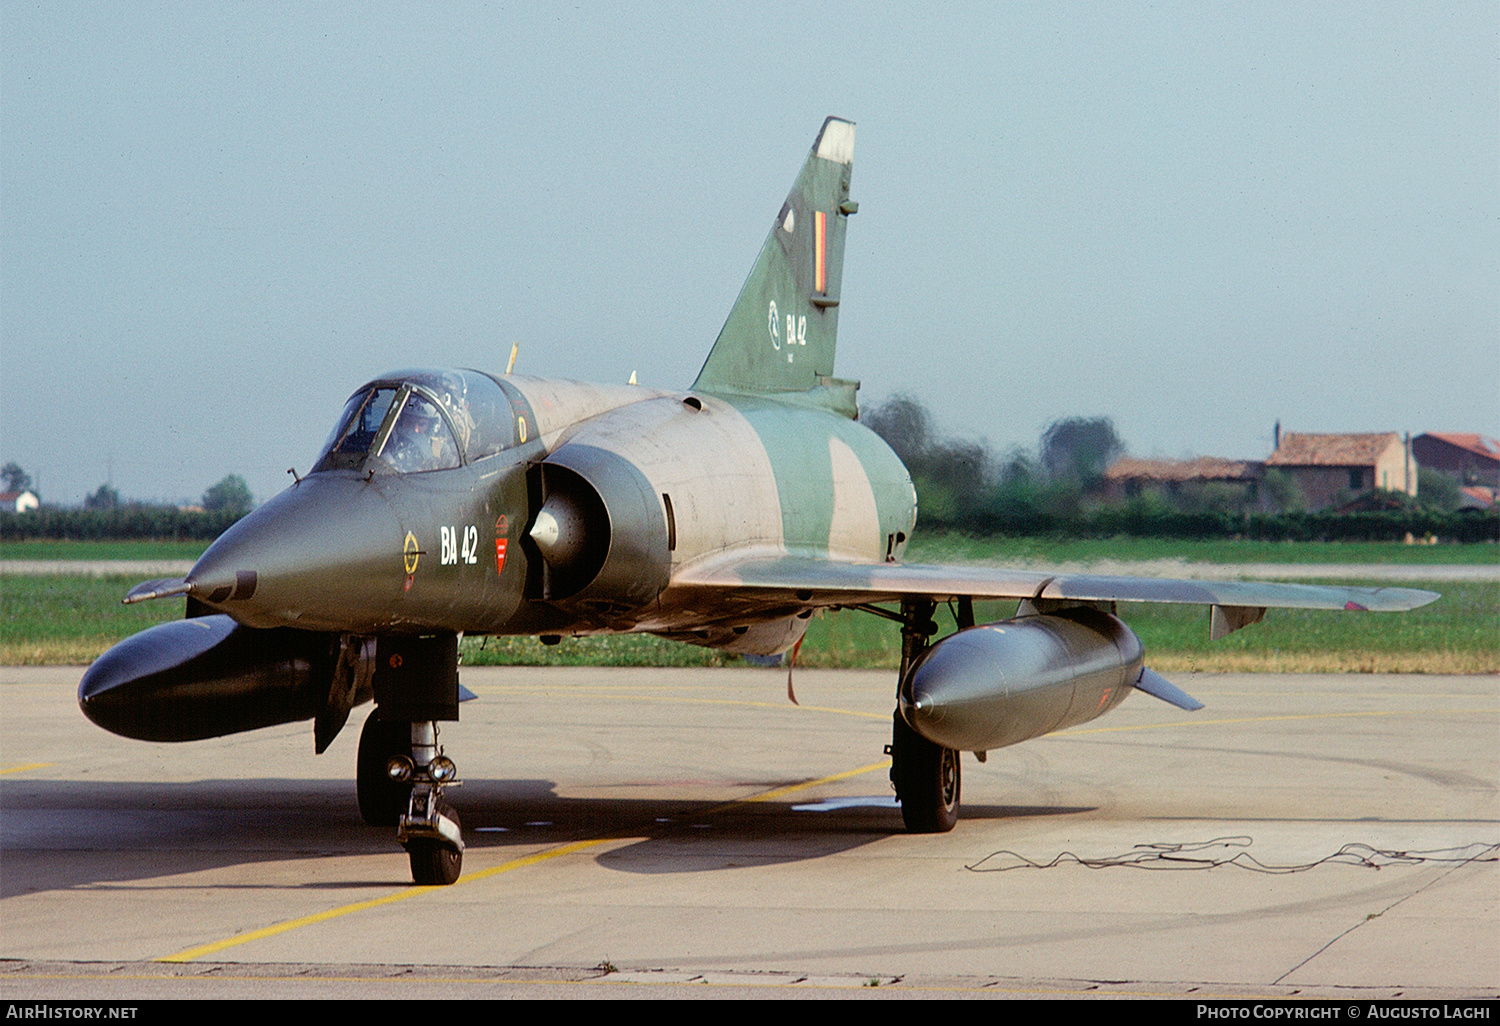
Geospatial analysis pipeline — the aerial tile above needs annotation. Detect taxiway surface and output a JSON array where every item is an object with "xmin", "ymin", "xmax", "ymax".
[{"xmin": 1, "ymin": 665, "xmax": 1495, "ymax": 999}]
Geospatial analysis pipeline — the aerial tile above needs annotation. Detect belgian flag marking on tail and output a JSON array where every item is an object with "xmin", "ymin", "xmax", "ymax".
[
  {"xmin": 815, "ymin": 209, "xmax": 827, "ymax": 293},
  {"xmin": 693, "ymin": 117, "xmax": 855, "ymax": 398}
]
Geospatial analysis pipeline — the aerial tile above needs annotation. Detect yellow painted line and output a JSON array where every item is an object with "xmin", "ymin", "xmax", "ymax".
[
  {"xmin": 159, "ymin": 886, "xmax": 453, "ymax": 962},
  {"xmin": 158, "ymin": 838, "xmax": 616, "ymax": 963},
  {"xmin": 157, "ymin": 761, "xmax": 890, "ymax": 963},
  {"xmin": 730, "ymin": 760, "xmax": 890, "ymax": 809},
  {"xmin": 1, "ymin": 762, "xmax": 52, "ymax": 775}
]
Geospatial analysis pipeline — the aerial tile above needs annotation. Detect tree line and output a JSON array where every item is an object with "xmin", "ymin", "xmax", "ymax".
[
  {"xmin": 1, "ymin": 506, "xmax": 250, "ymax": 541},
  {"xmin": 4, "ymin": 415, "xmax": 1495, "ymax": 543},
  {"xmin": 862, "ymin": 395, "xmax": 1498, "ymax": 543},
  {"xmin": 0, "ymin": 469, "xmax": 255, "ymax": 541}
]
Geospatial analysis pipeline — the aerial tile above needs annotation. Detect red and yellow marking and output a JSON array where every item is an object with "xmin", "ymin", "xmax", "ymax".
[{"xmin": 814, "ymin": 210, "xmax": 827, "ymax": 292}]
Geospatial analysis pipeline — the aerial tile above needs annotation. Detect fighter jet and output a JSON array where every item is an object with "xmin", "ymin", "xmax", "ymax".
[{"xmin": 79, "ymin": 117, "xmax": 1437, "ymax": 886}]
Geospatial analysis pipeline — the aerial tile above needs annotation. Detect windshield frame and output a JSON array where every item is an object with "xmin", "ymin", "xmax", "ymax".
[
  {"xmin": 313, "ymin": 381, "xmax": 470, "ymax": 475},
  {"xmin": 367, "ymin": 385, "xmax": 413, "ymax": 464},
  {"xmin": 369, "ymin": 387, "xmax": 462, "ymax": 474}
]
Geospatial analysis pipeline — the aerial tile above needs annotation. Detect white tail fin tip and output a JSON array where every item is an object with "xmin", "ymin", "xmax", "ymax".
[{"xmin": 815, "ymin": 118, "xmax": 855, "ymax": 165}]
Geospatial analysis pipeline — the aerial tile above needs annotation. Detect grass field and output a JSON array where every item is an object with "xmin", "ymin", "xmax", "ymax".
[
  {"xmin": 0, "ymin": 575, "xmax": 185, "ymax": 664},
  {"xmin": 2, "ymin": 535, "xmax": 1495, "ymax": 670},
  {"xmin": 0, "ymin": 540, "xmax": 208, "ymax": 561}
]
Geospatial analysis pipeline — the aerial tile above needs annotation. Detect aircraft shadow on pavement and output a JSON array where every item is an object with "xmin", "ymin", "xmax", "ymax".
[{"xmin": 1, "ymin": 775, "xmax": 1092, "ymax": 895}]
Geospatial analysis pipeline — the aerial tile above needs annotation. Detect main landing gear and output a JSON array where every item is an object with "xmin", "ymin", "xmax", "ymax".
[
  {"xmin": 889, "ymin": 598, "xmax": 961, "ymax": 833},
  {"xmin": 890, "ymin": 710, "xmax": 960, "ymax": 832},
  {"xmin": 357, "ymin": 715, "xmax": 410, "ymax": 827},
  {"xmin": 357, "ymin": 634, "xmax": 465, "ymax": 885}
]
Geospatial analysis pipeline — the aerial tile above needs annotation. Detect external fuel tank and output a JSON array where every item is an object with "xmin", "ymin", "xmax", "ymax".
[{"xmin": 899, "ymin": 608, "xmax": 1144, "ymax": 752}]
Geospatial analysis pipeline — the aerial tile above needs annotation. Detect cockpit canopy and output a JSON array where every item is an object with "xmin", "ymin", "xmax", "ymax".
[{"xmin": 313, "ymin": 369, "xmax": 517, "ymax": 474}]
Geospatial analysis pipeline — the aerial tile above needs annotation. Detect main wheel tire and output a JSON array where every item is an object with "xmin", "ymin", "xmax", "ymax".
[
  {"xmin": 357, "ymin": 714, "xmax": 410, "ymax": 827},
  {"xmin": 891, "ymin": 711, "xmax": 961, "ymax": 833},
  {"xmin": 408, "ymin": 805, "xmax": 462, "ymax": 885}
]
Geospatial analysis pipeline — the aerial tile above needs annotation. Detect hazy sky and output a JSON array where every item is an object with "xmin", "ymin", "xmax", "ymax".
[{"xmin": 3, "ymin": 2, "xmax": 1495, "ymax": 506}]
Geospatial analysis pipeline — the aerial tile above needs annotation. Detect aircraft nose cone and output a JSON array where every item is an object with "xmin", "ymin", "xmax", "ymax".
[{"xmin": 187, "ymin": 475, "xmax": 403, "ymax": 631}]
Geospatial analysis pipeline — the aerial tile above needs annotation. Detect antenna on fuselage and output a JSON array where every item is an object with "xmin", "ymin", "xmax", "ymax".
[{"xmin": 506, "ymin": 342, "xmax": 518, "ymax": 375}]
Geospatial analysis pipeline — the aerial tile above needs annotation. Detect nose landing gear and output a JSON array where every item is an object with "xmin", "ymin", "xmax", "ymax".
[
  {"xmin": 357, "ymin": 715, "xmax": 411, "ymax": 827},
  {"xmin": 356, "ymin": 634, "xmax": 465, "ymax": 885},
  {"xmin": 395, "ymin": 721, "xmax": 464, "ymax": 886}
]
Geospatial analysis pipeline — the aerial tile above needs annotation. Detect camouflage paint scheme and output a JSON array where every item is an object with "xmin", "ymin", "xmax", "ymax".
[
  {"xmin": 166, "ymin": 118, "xmax": 1428, "ymax": 646},
  {"xmin": 80, "ymin": 118, "xmax": 1438, "ymax": 884},
  {"xmin": 159, "ymin": 119, "xmax": 925, "ymax": 655}
]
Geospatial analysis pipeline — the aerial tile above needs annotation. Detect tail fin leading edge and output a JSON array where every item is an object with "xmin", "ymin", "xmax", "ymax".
[{"xmin": 693, "ymin": 117, "xmax": 856, "ymax": 396}]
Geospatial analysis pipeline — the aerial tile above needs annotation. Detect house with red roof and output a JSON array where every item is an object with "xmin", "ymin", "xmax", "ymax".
[
  {"xmin": 1102, "ymin": 456, "xmax": 1264, "ymax": 506},
  {"xmin": 1411, "ymin": 433, "xmax": 1500, "ymax": 489},
  {"xmin": 0, "ymin": 490, "xmax": 38, "ymax": 513},
  {"xmin": 1264, "ymin": 432, "xmax": 1416, "ymax": 511}
]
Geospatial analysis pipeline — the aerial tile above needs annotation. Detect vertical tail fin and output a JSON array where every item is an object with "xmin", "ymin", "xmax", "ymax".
[{"xmin": 693, "ymin": 117, "xmax": 856, "ymax": 396}]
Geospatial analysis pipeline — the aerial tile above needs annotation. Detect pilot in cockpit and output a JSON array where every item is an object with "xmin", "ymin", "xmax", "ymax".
[{"xmin": 383, "ymin": 395, "xmax": 459, "ymax": 473}]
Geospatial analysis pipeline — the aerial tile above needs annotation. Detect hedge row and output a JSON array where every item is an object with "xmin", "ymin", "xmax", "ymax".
[
  {"xmin": 0, "ymin": 507, "xmax": 247, "ymax": 541},
  {"xmin": 5, "ymin": 503, "xmax": 1497, "ymax": 545},
  {"xmin": 935, "ymin": 504, "xmax": 1500, "ymax": 543}
]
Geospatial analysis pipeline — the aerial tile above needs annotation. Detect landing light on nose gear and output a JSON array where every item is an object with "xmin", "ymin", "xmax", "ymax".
[
  {"xmin": 396, "ymin": 721, "xmax": 464, "ymax": 886},
  {"xmin": 353, "ymin": 636, "xmax": 466, "ymax": 884}
]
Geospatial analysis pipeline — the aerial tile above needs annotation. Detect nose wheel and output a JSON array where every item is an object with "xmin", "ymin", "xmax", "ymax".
[
  {"xmin": 405, "ymin": 800, "xmax": 462, "ymax": 886},
  {"xmin": 359, "ymin": 713, "xmax": 464, "ymax": 884},
  {"xmin": 360, "ymin": 635, "xmax": 465, "ymax": 884},
  {"xmin": 392, "ymin": 721, "xmax": 464, "ymax": 885}
]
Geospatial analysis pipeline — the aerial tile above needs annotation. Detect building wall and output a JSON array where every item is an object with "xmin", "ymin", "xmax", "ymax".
[
  {"xmin": 1289, "ymin": 467, "xmax": 1356, "ymax": 511},
  {"xmin": 1373, "ymin": 439, "xmax": 1417, "ymax": 496},
  {"xmin": 1285, "ymin": 438, "xmax": 1414, "ymax": 511},
  {"xmin": 1412, "ymin": 436, "xmax": 1500, "ymax": 487}
]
